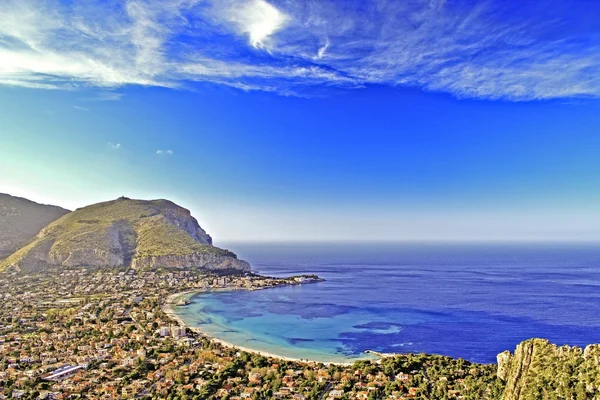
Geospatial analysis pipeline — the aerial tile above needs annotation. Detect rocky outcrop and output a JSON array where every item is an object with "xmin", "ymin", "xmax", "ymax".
[
  {"xmin": 47, "ymin": 220, "xmax": 136, "ymax": 267},
  {"xmin": 0, "ymin": 194, "xmax": 69, "ymax": 259},
  {"xmin": 496, "ymin": 350, "xmax": 512, "ymax": 381},
  {"xmin": 132, "ymin": 253, "xmax": 251, "ymax": 272},
  {"xmin": 1, "ymin": 197, "xmax": 250, "ymax": 274},
  {"xmin": 497, "ymin": 340, "xmax": 538, "ymax": 400},
  {"xmin": 7, "ymin": 238, "xmax": 56, "ymax": 270},
  {"xmin": 161, "ymin": 205, "xmax": 212, "ymax": 245},
  {"xmin": 498, "ymin": 339, "xmax": 600, "ymax": 400}
]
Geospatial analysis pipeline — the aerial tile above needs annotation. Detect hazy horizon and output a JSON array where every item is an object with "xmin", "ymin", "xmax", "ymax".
[{"xmin": 4, "ymin": 187, "xmax": 600, "ymax": 243}]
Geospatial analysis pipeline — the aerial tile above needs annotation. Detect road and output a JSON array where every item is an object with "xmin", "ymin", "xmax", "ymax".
[{"xmin": 318, "ymin": 382, "xmax": 333, "ymax": 400}]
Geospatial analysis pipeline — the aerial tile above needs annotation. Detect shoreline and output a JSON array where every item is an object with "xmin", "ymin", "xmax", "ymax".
[{"xmin": 162, "ymin": 286, "xmax": 362, "ymax": 366}]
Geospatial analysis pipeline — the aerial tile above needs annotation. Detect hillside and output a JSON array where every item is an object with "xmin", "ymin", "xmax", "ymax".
[
  {"xmin": 0, "ymin": 197, "xmax": 250, "ymax": 272},
  {"xmin": 0, "ymin": 193, "xmax": 69, "ymax": 260},
  {"xmin": 497, "ymin": 338, "xmax": 600, "ymax": 399}
]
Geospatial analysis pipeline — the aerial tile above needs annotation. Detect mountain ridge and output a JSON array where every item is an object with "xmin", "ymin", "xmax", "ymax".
[
  {"xmin": 0, "ymin": 196, "xmax": 250, "ymax": 273},
  {"xmin": 0, "ymin": 193, "xmax": 70, "ymax": 260}
]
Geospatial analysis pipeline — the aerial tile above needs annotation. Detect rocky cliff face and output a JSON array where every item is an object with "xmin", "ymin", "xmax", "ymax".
[
  {"xmin": 132, "ymin": 253, "xmax": 250, "ymax": 271},
  {"xmin": 0, "ymin": 197, "xmax": 249, "ymax": 273},
  {"xmin": 498, "ymin": 339, "xmax": 600, "ymax": 400},
  {"xmin": 160, "ymin": 204, "xmax": 213, "ymax": 245},
  {"xmin": 0, "ymin": 194, "xmax": 69, "ymax": 259}
]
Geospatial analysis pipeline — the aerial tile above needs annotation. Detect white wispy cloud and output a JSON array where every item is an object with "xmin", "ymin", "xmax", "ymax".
[
  {"xmin": 316, "ymin": 38, "xmax": 329, "ymax": 60},
  {"xmin": 156, "ymin": 149, "xmax": 173, "ymax": 155},
  {"xmin": 108, "ymin": 142, "xmax": 121, "ymax": 150},
  {"xmin": 0, "ymin": 0, "xmax": 598, "ymax": 100},
  {"xmin": 219, "ymin": 0, "xmax": 289, "ymax": 49},
  {"xmin": 72, "ymin": 105, "xmax": 89, "ymax": 112},
  {"xmin": 89, "ymin": 92, "xmax": 124, "ymax": 102}
]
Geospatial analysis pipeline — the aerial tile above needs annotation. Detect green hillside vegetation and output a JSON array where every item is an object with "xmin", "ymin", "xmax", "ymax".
[
  {"xmin": 1, "ymin": 237, "xmax": 48, "ymax": 266},
  {"xmin": 374, "ymin": 353, "xmax": 505, "ymax": 400},
  {"xmin": 499, "ymin": 338, "xmax": 600, "ymax": 400},
  {"xmin": 0, "ymin": 193, "xmax": 69, "ymax": 259},
  {"xmin": 134, "ymin": 215, "xmax": 233, "ymax": 258},
  {"xmin": 0, "ymin": 197, "xmax": 236, "ymax": 271}
]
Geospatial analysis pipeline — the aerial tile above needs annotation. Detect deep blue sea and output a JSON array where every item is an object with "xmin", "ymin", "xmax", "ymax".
[{"xmin": 175, "ymin": 242, "xmax": 600, "ymax": 364}]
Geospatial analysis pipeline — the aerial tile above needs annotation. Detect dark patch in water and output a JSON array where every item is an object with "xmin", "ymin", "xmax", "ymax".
[
  {"xmin": 222, "ymin": 329, "xmax": 241, "ymax": 334},
  {"xmin": 267, "ymin": 302, "xmax": 355, "ymax": 319},
  {"xmin": 240, "ymin": 311, "xmax": 265, "ymax": 318},
  {"xmin": 353, "ymin": 321, "xmax": 403, "ymax": 330},
  {"xmin": 287, "ymin": 338, "xmax": 315, "ymax": 345}
]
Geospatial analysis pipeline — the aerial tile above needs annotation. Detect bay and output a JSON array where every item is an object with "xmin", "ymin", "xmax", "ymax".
[{"xmin": 175, "ymin": 242, "xmax": 600, "ymax": 364}]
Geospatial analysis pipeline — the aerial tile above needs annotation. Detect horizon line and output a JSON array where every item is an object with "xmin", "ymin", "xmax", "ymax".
[{"xmin": 219, "ymin": 239, "xmax": 600, "ymax": 244}]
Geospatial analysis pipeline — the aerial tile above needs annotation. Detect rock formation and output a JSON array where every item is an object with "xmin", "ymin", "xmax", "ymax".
[
  {"xmin": 498, "ymin": 338, "xmax": 600, "ymax": 399},
  {"xmin": 0, "ymin": 197, "xmax": 250, "ymax": 273}
]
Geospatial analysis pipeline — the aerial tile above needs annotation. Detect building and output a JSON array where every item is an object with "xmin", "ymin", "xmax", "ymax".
[
  {"xmin": 159, "ymin": 326, "xmax": 170, "ymax": 336},
  {"xmin": 41, "ymin": 365, "xmax": 86, "ymax": 381},
  {"xmin": 248, "ymin": 372, "xmax": 262, "ymax": 384},
  {"xmin": 171, "ymin": 325, "xmax": 186, "ymax": 338}
]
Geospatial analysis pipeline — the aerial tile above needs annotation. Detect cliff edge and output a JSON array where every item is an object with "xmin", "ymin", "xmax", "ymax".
[{"xmin": 498, "ymin": 338, "xmax": 600, "ymax": 399}]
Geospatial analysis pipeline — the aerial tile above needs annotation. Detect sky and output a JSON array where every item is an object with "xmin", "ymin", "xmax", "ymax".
[{"xmin": 1, "ymin": 0, "xmax": 600, "ymax": 242}]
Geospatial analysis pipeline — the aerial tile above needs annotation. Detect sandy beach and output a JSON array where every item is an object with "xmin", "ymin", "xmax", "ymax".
[
  {"xmin": 162, "ymin": 290, "xmax": 199, "ymax": 327},
  {"xmin": 162, "ymin": 288, "xmax": 356, "ymax": 366}
]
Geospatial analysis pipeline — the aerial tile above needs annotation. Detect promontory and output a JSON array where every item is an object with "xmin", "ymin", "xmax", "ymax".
[{"xmin": 0, "ymin": 196, "xmax": 250, "ymax": 273}]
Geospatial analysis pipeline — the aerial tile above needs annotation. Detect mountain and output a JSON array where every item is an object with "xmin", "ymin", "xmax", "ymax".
[
  {"xmin": 0, "ymin": 196, "xmax": 250, "ymax": 273},
  {"xmin": 0, "ymin": 193, "xmax": 69, "ymax": 260},
  {"xmin": 497, "ymin": 338, "xmax": 600, "ymax": 399}
]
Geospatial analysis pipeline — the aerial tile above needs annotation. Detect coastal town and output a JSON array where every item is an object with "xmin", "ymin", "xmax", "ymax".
[{"xmin": 0, "ymin": 267, "xmax": 503, "ymax": 399}]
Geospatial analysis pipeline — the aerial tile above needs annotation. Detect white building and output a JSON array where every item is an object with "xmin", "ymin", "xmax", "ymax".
[
  {"xmin": 159, "ymin": 326, "xmax": 171, "ymax": 337},
  {"xmin": 171, "ymin": 325, "xmax": 186, "ymax": 338}
]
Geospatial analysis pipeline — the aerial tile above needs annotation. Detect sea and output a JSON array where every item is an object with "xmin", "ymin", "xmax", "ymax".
[{"xmin": 174, "ymin": 242, "xmax": 600, "ymax": 364}]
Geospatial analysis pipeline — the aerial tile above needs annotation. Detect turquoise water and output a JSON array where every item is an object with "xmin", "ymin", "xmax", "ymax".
[
  {"xmin": 175, "ymin": 242, "xmax": 600, "ymax": 363},
  {"xmin": 176, "ymin": 287, "xmax": 380, "ymax": 363}
]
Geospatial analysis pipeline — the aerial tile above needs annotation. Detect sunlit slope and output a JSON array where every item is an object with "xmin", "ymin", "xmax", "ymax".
[
  {"xmin": 498, "ymin": 338, "xmax": 600, "ymax": 399},
  {"xmin": 0, "ymin": 193, "xmax": 69, "ymax": 259},
  {"xmin": 0, "ymin": 197, "xmax": 249, "ymax": 272}
]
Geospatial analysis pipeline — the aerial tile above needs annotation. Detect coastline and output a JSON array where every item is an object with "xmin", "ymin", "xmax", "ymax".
[{"xmin": 162, "ymin": 287, "xmax": 359, "ymax": 366}]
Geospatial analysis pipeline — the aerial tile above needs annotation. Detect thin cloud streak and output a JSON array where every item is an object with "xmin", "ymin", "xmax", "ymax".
[
  {"xmin": 0, "ymin": 0, "xmax": 598, "ymax": 100},
  {"xmin": 86, "ymin": 92, "xmax": 124, "ymax": 101}
]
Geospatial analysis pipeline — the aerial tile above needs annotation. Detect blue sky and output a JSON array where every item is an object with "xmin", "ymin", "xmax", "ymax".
[{"xmin": 1, "ymin": 0, "xmax": 600, "ymax": 241}]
